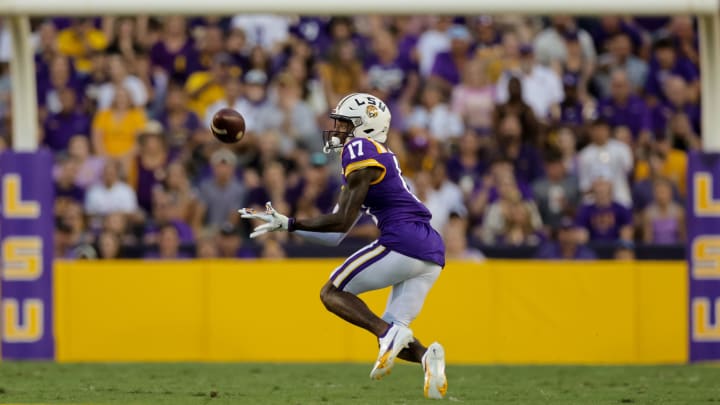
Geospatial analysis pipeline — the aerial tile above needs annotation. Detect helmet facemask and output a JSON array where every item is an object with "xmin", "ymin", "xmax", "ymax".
[{"xmin": 322, "ymin": 116, "xmax": 361, "ymax": 154}]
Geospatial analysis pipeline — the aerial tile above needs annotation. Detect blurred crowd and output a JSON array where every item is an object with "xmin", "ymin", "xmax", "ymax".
[{"xmin": 0, "ymin": 14, "xmax": 699, "ymax": 260}]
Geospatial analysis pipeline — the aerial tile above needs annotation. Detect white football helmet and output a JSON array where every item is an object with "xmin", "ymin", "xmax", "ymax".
[{"xmin": 322, "ymin": 93, "xmax": 391, "ymax": 153}]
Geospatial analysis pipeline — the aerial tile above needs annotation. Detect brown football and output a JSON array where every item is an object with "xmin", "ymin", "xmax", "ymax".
[{"xmin": 210, "ymin": 108, "xmax": 246, "ymax": 144}]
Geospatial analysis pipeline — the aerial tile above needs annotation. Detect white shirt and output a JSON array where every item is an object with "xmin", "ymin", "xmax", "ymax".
[
  {"xmin": 578, "ymin": 139, "xmax": 634, "ymax": 207},
  {"xmin": 85, "ymin": 181, "xmax": 138, "ymax": 215},
  {"xmin": 533, "ymin": 27, "xmax": 597, "ymax": 66},
  {"xmin": 234, "ymin": 98, "xmax": 282, "ymax": 134},
  {"xmin": 496, "ymin": 65, "xmax": 564, "ymax": 119},
  {"xmin": 231, "ymin": 15, "xmax": 289, "ymax": 52},
  {"xmin": 416, "ymin": 29, "xmax": 450, "ymax": 77},
  {"xmin": 96, "ymin": 77, "xmax": 148, "ymax": 109},
  {"xmin": 408, "ymin": 104, "xmax": 464, "ymax": 141},
  {"xmin": 423, "ymin": 181, "xmax": 467, "ymax": 233}
]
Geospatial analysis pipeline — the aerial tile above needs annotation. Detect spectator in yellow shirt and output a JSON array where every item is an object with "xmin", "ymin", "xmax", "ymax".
[
  {"xmin": 92, "ymin": 87, "xmax": 147, "ymax": 170},
  {"xmin": 56, "ymin": 18, "xmax": 108, "ymax": 73},
  {"xmin": 317, "ymin": 40, "xmax": 365, "ymax": 108},
  {"xmin": 634, "ymin": 135, "xmax": 687, "ymax": 197},
  {"xmin": 185, "ymin": 53, "xmax": 239, "ymax": 118}
]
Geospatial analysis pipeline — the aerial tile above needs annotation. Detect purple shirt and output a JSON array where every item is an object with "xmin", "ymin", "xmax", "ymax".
[
  {"xmin": 397, "ymin": 34, "xmax": 419, "ymax": 69},
  {"xmin": 290, "ymin": 17, "xmax": 331, "ymax": 49},
  {"xmin": 144, "ymin": 220, "xmax": 195, "ymax": 245},
  {"xmin": 135, "ymin": 158, "xmax": 166, "ymax": 213},
  {"xmin": 631, "ymin": 179, "xmax": 682, "ymax": 211},
  {"xmin": 597, "ymin": 95, "xmax": 651, "ymax": 137},
  {"xmin": 364, "ymin": 55, "xmax": 415, "ymax": 103},
  {"xmin": 575, "ymin": 202, "xmax": 632, "ymax": 241},
  {"xmin": 54, "ymin": 181, "xmax": 85, "ymax": 203},
  {"xmin": 445, "ymin": 157, "xmax": 487, "ymax": 184},
  {"xmin": 650, "ymin": 101, "xmax": 700, "ymax": 137},
  {"xmin": 511, "ymin": 144, "xmax": 545, "ymax": 184},
  {"xmin": 535, "ymin": 242, "xmax": 597, "ymax": 260},
  {"xmin": 633, "ymin": 17, "xmax": 670, "ymax": 32},
  {"xmin": 590, "ymin": 20, "xmax": 644, "ymax": 52},
  {"xmin": 430, "ymin": 51, "xmax": 464, "ymax": 86},
  {"xmin": 43, "ymin": 112, "xmax": 91, "ymax": 152},
  {"xmin": 286, "ymin": 178, "xmax": 341, "ymax": 214},
  {"xmin": 487, "ymin": 180, "xmax": 534, "ymax": 203},
  {"xmin": 645, "ymin": 57, "xmax": 699, "ymax": 101},
  {"xmin": 341, "ymin": 137, "xmax": 445, "ymax": 267},
  {"xmin": 156, "ymin": 110, "xmax": 202, "ymax": 151},
  {"xmin": 557, "ymin": 100, "xmax": 585, "ymax": 126},
  {"xmin": 150, "ymin": 40, "xmax": 200, "ymax": 82}
]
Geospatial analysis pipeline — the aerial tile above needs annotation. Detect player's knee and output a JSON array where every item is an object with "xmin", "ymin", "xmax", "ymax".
[{"xmin": 320, "ymin": 282, "xmax": 337, "ymax": 308}]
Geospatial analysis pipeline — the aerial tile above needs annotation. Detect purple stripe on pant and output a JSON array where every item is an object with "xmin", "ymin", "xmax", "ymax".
[
  {"xmin": 337, "ymin": 248, "xmax": 392, "ymax": 291},
  {"xmin": 330, "ymin": 241, "xmax": 380, "ymax": 282}
]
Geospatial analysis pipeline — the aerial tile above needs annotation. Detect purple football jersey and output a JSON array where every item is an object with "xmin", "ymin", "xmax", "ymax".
[{"xmin": 341, "ymin": 137, "xmax": 445, "ymax": 267}]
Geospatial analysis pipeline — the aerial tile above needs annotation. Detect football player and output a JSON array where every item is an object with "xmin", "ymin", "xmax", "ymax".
[{"xmin": 240, "ymin": 93, "xmax": 447, "ymax": 399}]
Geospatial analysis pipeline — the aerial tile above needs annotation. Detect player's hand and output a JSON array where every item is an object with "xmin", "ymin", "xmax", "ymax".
[{"xmin": 238, "ymin": 202, "xmax": 291, "ymax": 238}]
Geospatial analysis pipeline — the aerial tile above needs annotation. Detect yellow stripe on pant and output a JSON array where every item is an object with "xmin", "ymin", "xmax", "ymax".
[{"xmin": 54, "ymin": 260, "xmax": 687, "ymax": 364}]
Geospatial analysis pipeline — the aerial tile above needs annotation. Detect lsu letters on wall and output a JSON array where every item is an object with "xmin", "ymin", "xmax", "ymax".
[
  {"xmin": 688, "ymin": 151, "xmax": 720, "ymax": 361},
  {"xmin": 0, "ymin": 151, "xmax": 54, "ymax": 360}
]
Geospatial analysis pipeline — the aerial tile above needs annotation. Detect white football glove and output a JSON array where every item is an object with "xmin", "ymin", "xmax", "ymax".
[{"xmin": 238, "ymin": 201, "xmax": 292, "ymax": 238}]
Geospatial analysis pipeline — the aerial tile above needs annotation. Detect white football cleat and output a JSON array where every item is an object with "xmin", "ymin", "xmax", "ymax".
[
  {"xmin": 370, "ymin": 323, "xmax": 414, "ymax": 380},
  {"xmin": 422, "ymin": 342, "xmax": 447, "ymax": 399}
]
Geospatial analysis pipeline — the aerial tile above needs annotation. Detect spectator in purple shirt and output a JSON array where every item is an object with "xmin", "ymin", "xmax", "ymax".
[
  {"xmin": 550, "ymin": 72, "xmax": 589, "ymax": 129},
  {"xmin": 157, "ymin": 84, "xmax": 202, "ymax": 154},
  {"xmin": 668, "ymin": 16, "xmax": 699, "ymax": 68},
  {"xmin": 495, "ymin": 114, "xmax": 544, "ymax": 185},
  {"xmin": 144, "ymin": 223, "xmax": 190, "ymax": 259},
  {"xmin": 391, "ymin": 16, "xmax": 421, "ymax": 71},
  {"xmin": 217, "ymin": 222, "xmax": 257, "ymax": 259},
  {"xmin": 289, "ymin": 17, "xmax": 331, "ymax": 55},
  {"xmin": 429, "ymin": 25, "xmax": 474, "ymax": 87},
  {"xmin": 644, "ymin": 37, "xmax": 699, "ymax": 105},
  {"xmin": 150, "ymin": 16, "xmax": 199, "ymax": 83},
  {"xmin": 40, "ymin": 55, "xmax": 84, "ymax": 116},
  {"xmin": 365, "ymin": 29, "xmax": 418, "ymax": 107},
  {"xmin": 446, "ymin": 130, "xmax": 488, "ymax": 192},
  {"xmin": 132, "ymin": 129, "xmax": 169, "ymax": 213},
  {"xmin": 195, "ymin": 25, "xmax": 227, "ymax": 71},
  {"xmin": 288, "ymin": 152, "xmax": 340, "ymax": 216},
  {"xmin": 145, "ymin": 189, "xmax": 195, "ymax": 244},
  {"xmin": 650, "ymin": 75, "xmax": 700, "ymax": 138},
  {"xmin": 575, "ymin": 178, "xmax": 634, "ymax": 242},
  {"xmin": 471, "ymin": 16, "xmax": 501, "ymax": 49},
  {"xmin": 54, "ymin": 155, "xmax": 85, "ymax": 199},
  {"xmin": 535, "ymin": 216, "xmax": 597, "ymax": 260},
  {"xmin": 590, "ymin": 16, "xmax": 644, "ymax": 54},
  {"xmin": 597, "ymin": 69, "xmax": 652, "ymax": 144},
  {"xmin": 42, "ymin": 87, "xmax": 90, "ymax": 153}
]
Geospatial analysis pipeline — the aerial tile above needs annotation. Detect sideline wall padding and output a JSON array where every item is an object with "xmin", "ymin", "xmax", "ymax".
[{"xmin": 54, "ymin": 260, "xmax": 687, "ymax": 364}]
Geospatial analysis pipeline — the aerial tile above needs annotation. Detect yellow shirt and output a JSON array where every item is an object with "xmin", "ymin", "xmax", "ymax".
[
  {"xmin": 56, "ymin": 29, "xmax": 108, "ymax": 73},
  {"xmin": 185, "ymin": 72, "xmax": 225, "ymax": 117},
  {"xmin": 634, "ymin": 149, "xmax": 688, "ymax": 196},
  {"xmin": 318, "ymin": 62, "xmax": 363, "ymax": 95},
  {"xmin": 92, "ymin": 108, "xmax": 147, "ymax": 157}
]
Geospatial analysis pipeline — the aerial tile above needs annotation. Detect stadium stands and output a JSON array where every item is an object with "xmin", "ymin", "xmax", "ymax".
[{"xmin": 0, "ymin": 15, "xmax": 698, "ymax": 260}]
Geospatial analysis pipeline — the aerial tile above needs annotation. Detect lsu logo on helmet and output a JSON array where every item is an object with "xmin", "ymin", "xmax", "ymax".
[{"xmin": 366, "ymin": 105, "xmax": 379, "ymax": 118}]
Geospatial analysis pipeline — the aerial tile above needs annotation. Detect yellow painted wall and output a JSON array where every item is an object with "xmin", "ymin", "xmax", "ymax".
[{"xmin": 54, "ymin": 260, "xmax": 688, "ymax": 364}]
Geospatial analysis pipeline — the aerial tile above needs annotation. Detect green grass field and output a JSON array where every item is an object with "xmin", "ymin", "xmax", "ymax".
[{"xmin": 0, "ymin": 362, "xmax": 719, "ymax": 404}]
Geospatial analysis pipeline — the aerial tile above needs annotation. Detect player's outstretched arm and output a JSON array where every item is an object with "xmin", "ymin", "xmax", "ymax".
[{"xmin": 292, "ymin": 167, "xmax": 382, "ymax": 233}]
